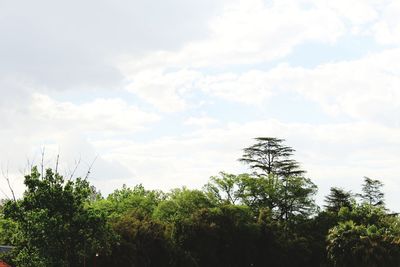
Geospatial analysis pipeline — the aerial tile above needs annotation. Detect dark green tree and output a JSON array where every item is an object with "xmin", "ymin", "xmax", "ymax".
[
  {"xmin": 358, "ymin": 177, "xmax": 385, "ymax": 207},
  {"xmin": 98, "ymin": 211, "xmax": 175, "ymax": 267},
  {"xmin": 324, "ymin": 187, "xmax": 353, "ymax": 213},
  {"xmin": 239, "ymin": 137, "xmax": 305, "ymax": 177},
  {"xmin": 172, "ymin": 205, "xmax": 261, "ymax": 267}
]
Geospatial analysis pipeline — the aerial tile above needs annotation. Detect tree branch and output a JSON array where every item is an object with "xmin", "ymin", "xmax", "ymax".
[{"xmin": 2, "ymin": 164, "xmax": 16, "ymax": 202}]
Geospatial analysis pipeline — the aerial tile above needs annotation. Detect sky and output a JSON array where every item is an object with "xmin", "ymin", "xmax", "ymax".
[{"xmin": 1, "ymin": 0, "xmax": 400, "ymax": 210}]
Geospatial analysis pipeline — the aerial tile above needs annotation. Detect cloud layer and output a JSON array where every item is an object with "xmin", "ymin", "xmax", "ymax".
[{"xmin": 1, "ymin": 0, "xmax": 400, "ymax": 210}]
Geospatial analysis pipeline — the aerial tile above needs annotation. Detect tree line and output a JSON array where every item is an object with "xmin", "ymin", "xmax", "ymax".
[{"xmin": 0, "ymin": 137, "xmax": 399, "ymax": 267}]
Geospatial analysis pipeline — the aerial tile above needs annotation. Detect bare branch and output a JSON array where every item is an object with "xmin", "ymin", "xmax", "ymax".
[
  {"xmin": 2, "ymin": 163, "xmax": 16, "ymax": 202},
  {"xmin": 69, "ymin": 157, "xmax": 82, "ymax": 180},
  {"xmin": 20, "ymin": 156, "xmax": 34, "ymax": 177},
  {"xmin": 84, "ymin": 155, "xmax": 98, "ymax": 180},
  {"xmin": 26, "ymin": 157, "xmax": 32, "ymax": 172},
  {"xmin": 40, "ymin": 147, "xmax": 46, "ymax": 179},
  {"xmin": 55, "ymin": 154, "xmax": 60, "ymax": 174}
]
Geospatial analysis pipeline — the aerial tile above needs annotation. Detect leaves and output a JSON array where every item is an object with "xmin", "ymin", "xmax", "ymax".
[
  {"xmin": 0, "ymin": 138, "xmax": 399, "ymax": 267},
  {"xmin": 2, "ymin": 167, "xmax": 110, "ymax": 267}
]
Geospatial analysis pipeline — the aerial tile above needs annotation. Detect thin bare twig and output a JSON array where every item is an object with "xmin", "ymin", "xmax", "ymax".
[
  {"xmin": 69, "ymin": 157, "xmax": 81, "ymax": 180},
  {"xmin": 40, "ymin": 147, "xmax": 46, "ymax": 179},
  {"xmin": 26, "ymin": 157, "xmax": 33, "ymax": 172},
  {"xmin": 55, "ymin": 154, "xmax": 60, "ymax": 174},
  {"xmin": 20, "ymin": 156, "xmax": 33, "ymax": 177},
  {"xmin": 84, "ymin": 155, "xmax": 98, "ymax": 180},
  {"xmin": 2, "ymin": 163, "xmax": 16, "ymax": 202}
]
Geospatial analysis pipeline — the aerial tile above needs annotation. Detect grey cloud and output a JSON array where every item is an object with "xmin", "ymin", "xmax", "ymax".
[
  {"xmin": 0, "ymin": 0, "xmax": 225, "ymax": 90},
  {"xmin": 54, "ymin": 135, "xmax": 133, "ymax": 181}
]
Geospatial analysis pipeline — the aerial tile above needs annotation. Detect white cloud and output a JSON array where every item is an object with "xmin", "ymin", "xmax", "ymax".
[
  {"xmin": 120, "ymin": 0, "xmax": 347, "ymax": 110},
  {"xmin": 123, "ymin": 47, "xmax": 400, "ymax": 122},
  {"xmin": 323, "ymin": 0, "xmax": 379, "ymax": 25},
  {"xmin": 184, "ymin": 116, "xmax": 218, "ymax": 127},
  {"xmin": 269, "ymin": 49, "xmax": 400, "ymax": 125},
  {"xmin": 127, "ymin": 0, "xmax": 344, "ymax": 69},
  {"xmin": 126, "ymin": 69, "xmax": 203, "ymax": 112},
  {"xmin": 371, "ymin": 1, "xmax": 400, "ymax": 44},
  {"xmin": 31, "ymin": 93, "xmax": 160, "ymax": 134},
  {"xmin": 139, "ymin": 47, "xmax": 400, "ymax": 124},
  {"xmin": 198, "ymin": 71, "xmax": 273, "ymax": 104},
  {"xmin": 116, "ymin": 0, "xmax": 400, "ymax": 113}
]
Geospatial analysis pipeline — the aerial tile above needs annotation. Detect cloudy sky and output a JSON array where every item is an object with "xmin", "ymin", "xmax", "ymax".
[{"xmin": 1, "ymin": 0, "xmax": 400, "ymax": 210}]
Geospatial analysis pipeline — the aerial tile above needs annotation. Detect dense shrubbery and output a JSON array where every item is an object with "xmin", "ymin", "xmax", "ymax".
[{"xmin": 0, "ymin": 137, "xmax": 399, "ymax": 266}]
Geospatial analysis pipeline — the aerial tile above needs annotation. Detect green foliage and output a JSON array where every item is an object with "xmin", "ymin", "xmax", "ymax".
[
  {"xmin": 203, "ymin": 172, "xmax": 244, "ymax": 205},
  {"xmin": 327, "ymin": 220, "xmax": 400, "ymax": 267},
  {"xmin": 1, "ymin": 138, "xmax": 399, "ymax": 267},
  {"xmin": 237, "ymin": 173, "xmax": 280, "ymax": 212},
  {"xmin": 2, "ymin": 167, "xmax": 111, "ymax": 267},
  {"xmin": 92, "ymin": 184, "xmax": 163, "ymax": 218},
  {"xmin": 99, "ymin": 211, "xmax": 175, "ymax": 267},
  {"xmin": 239, "ymin": 137, "xmax": 305, "ymax": 177},
  {"xmin": 238, "ymin": 137, "xmax": 317, "ymax": 225},
  {"xmin": 358, "ymin": 176, "xmax": 385, "ymax": 207},
  {"xmin": 153, "ymin": 187, "xmax": 214, "ymax": 223},
  {"xmin": 0, "ymin": 215, "xmax": 17, "ymax": 245},
  {"xmin": 277, "ymin": 175, "xmax": 317, "ymax": 223},
  {"xmin": 172, "ymin": 205, "xmax": 262, "ymax": 267},
  {"xmin": 235, "ymin": 174, "xmax": 317, "ymax": 223},
  {"xmin": 324, "ymin": 187, "xmax": 353, "ymax": 213},
  {"xmin": 338, "ymin": 203, "xmax": 388, "ymax": 226}
]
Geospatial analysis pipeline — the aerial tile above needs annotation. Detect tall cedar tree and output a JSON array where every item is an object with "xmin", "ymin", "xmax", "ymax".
[
  {"xmin": 358, "ymin": 177, "xmax": 385, "ymax": 207},
  {"xmin": 239, "ymin": 138, "xmax": 317, "ymax": 224},
  {"xmin": 239, "ymin": 137, "xmax": 305, "ymax": 177}
]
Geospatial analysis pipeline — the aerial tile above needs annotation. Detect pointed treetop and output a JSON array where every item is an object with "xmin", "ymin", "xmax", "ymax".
[{"xmin": 239, "ymin": 137, "xmax": 305, "ymax": 177}]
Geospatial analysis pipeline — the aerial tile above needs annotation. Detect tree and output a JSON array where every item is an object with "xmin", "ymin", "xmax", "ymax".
[
  {"xmin": 235, "ymin": 174, "xmax": 317, "ymax": 223},
  {"xmin": 327, "ymin": 221, "xmax": 400, "ymax": 267},
  {"xmin": 238, "ymin": 138, "xmax": 316, "ymax": 224},
  {"xmin": 277, "ymin": 175, "xmax": 317, "ymax": 224},
  {"xmin": 203, "ymin": 172, "xmax": 246, "ymax": 205},
  {"xmin": 99, "ymin": 211, "xmax": 175, "ymax": 267},
  {"xmin": 324, "ymin": 187, "xmax": 353, "ymax": 213},
  {"xmin": 358, "ymin": 177, "xmax": 385, "ymax": 207},
  {"xmin": 235, "ymin": 173, "xmax": 280, "ymax": 214},
  {"xmin": 337, "ymin": 203, "xmax": 388, "ymax": 227},
  {"xmin": 172, "ymin": 205, "xmax": 261, "ymax": 267},
  {"xmin": 3, "ymin": 167, "xmax": 111, "ymax": 267},
  {"xmin": 239, "ymin": 137, "xmax": 305, "ymax": 177},
  {"xmin": 93, "ymin": 184, "xmax": 164, "ymax": 219},
  {"xmin": 153, "ymin": 188, "xmax": 214, "ymax": 223}
]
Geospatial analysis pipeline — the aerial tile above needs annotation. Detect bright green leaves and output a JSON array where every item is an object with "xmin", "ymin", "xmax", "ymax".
[
  {"xmin": 327, "ymin": 220, "xmax": 400, "ymax": 267},
  {"xmin": 2, "ymin": 167, "xmax": 110, "ymax": 267}
]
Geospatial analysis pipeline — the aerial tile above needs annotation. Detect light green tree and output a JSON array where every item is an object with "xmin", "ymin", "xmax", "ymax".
[{"xmin": 3, "ymin": 167, "xmax": 111, "ymax": 267}]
